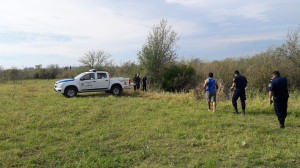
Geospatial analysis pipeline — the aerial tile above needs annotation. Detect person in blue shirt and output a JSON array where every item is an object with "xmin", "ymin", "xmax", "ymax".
[
  {"xmin": 203, "ymin": 72, "xmax": 218, "ymax": 112},
  {"xmin": 269, "ymin": 71, "xmax": 289, "ymax": 128},
  {"xmin": 231, "ymin": 70, "xmax": 248, "ymax": 115}
]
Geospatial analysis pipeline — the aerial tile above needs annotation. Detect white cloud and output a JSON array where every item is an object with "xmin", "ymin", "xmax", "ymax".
[
  {"xmin": 0, "ymin": 0, "xmax": 154, "ymax": 67},
  {"xmin": 237, "ymin": 3, "xmax": 269, "ymax": 21},
  {"xmin": 166, "ymin": 0, "xmax": 222, "ymax": 8},
  {"xmin": 178, "ymin": 28, "xmax": 286, "ymax": 54},
  {"xmin": 213, "ymin": 32, "xmax": 285, "ymax": 45},
  {"xmin": 1, "ymin": 1, "xmax": 150, "ymax": 40},
  {"xmin": 168, "ymin": 19, "xmax": 207, "ymax": 37},
  {"xmin": 166, "ymin": 0, "xmax": 269, "ymax": 22}
]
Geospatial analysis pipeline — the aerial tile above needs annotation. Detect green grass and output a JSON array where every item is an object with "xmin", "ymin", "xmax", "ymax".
[{"xmin": 0, "ymin": 80, "xmax": 299, "ymax": 167}]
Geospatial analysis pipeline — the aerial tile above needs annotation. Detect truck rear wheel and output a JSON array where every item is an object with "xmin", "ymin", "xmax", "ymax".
[
  {"xmin": 111, "ymin": 85, "xmax": 122, "ymax": 96},
  {"xmin": 63, "ymin": 86, "xmax": 78, "ymax": 98}
]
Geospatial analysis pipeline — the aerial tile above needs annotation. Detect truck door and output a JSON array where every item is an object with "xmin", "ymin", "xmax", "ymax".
[
  {"xmin": 79, "ymin": 73, "xmax": 97, "ymax": 90},
  {"xmin": 95, "ymin": 72, "xmax": 110, "ymax": 89}
]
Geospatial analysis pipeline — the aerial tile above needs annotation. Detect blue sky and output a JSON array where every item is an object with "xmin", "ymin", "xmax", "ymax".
[{"xmin": 0, "ymin": 0, "xmax": 299, "ymax": 69}]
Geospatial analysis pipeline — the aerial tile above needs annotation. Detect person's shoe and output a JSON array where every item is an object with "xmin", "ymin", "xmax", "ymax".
[
  {"xmin": 279, "ymin": 121, "xmax": 285, "ymax": 129},
  {"xmin": 233, "ymin": 111, "xmax": 238, "ymax": 114},
  {"xmin": 242, "ymin": 110, "xmax": 245, "ymax": 115},
  {"xmin": 280, "ymin": 123, "xmax": 285, "ymax": 129}
]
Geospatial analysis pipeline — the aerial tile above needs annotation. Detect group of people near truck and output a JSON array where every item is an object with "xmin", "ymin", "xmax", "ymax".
[
  {"xmin": 203, "ymin": 70, "xmax": 289, "ymax": 129},
  {"xmin": 133, "ymin": 74, "xmax": 148, "ymax": 92}
]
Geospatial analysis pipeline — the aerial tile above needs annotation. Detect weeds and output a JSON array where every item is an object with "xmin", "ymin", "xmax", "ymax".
[{"xmin": 0, "ymin": 80, "xmax": 299, "ymax": 167}]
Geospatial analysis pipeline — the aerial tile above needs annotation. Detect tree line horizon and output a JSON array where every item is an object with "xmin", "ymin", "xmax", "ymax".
[{"xmin": 1, "ymin": 20, "xmax": 299, "ymax": 92}]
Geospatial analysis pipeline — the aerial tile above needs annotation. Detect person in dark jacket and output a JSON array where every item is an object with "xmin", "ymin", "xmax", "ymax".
[
  {"xmin": 269, "ymin": 71, "xmax": 289, "ymax": 128},
  {"xmin": 142, "ymin": 76, "xmax": 147, "ymax": 92},
  {"xmin": 231, "ymin": 70, "xmax": 248, "ymax": 115},
  {"xmin": 133, "ymin": 74, "xmax": 141, "ymax": 91},
  {"xmin": 133, "ymin": 74, "xmax": 138, "ymax": 91},
  {"xmin": 136, "ymin": 74, "xmax": 141, "ymax": 90}
]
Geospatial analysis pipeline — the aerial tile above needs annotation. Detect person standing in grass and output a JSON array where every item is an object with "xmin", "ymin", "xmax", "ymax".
[
  {"xmin": 136, "ymin": 74, "xmax": 141, "ymax": 91},
  {"xmin": 203, "ymin": 72, "xmax": 218, "ymax": 112},
  {"xmin": 142, "ymin": 76, "xmax": 147, "ymax": 92},
  {"xmin": 231, "ymin": 70, "xmax": 248, "ymax": 115},
  {"xmin": 133, "ymin": 74, "xmax": 138, "ymax": 91},
  {"xmin": 269, "ymin": 71, "xmax": 289, "ymax": 129}
]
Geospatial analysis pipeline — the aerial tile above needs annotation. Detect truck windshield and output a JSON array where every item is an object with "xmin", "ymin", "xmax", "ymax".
[{"xmin": 74, "ymin": 73, "xmax": 87, "ymax": 80}]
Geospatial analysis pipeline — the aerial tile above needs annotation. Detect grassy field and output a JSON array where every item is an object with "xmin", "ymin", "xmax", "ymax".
[{"xmin": 0, "ymin": 80, "xmax": 299, "ymax": 167}]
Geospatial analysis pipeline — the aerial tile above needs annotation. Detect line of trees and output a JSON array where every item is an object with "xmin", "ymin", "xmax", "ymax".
[
  {"xmin": 136, "ymin": 20, "xmax": 300, "ymax": 92},
  {"xmin": 197, "ymin": 27, "xmax": 300, "ymax": 91},
  {"xmin": 1, "ymin": 20, "xmax": 299, "ymax": 93}
]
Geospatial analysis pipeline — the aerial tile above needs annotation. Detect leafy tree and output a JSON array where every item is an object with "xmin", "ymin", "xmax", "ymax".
[
  {"xmin": 34, "ymin": 64, "xmax": 42, "ymax": 79},
  {"xmin": 79, "ymin": 49, "xmax": 111, "ymax": 69},
  {"xmin": 138, "ymin": 19, "xmax": 180, "ymax": 84}
]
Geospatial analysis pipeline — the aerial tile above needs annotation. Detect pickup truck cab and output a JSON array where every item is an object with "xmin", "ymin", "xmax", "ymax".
[{"xmin": 54, "ymin": 69, "xmax": 131, "ymax": 98}]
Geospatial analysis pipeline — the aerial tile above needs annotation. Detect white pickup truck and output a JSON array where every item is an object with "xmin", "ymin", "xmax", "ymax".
[{"xmin": 54, "ymin": 69, "xmax": 131, "ymax": 98}]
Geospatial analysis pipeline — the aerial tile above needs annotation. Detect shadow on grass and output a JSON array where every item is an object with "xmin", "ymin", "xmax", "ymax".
[
  {"xmin": 76, "ymin": 90, "xmax": 145, "ymax": 98},
  {"xmin": 248, "ymin": 110, "xmax": 274, "ymax": 116},
  {"xmin": 76, "ymin": 93, "xmax": 110, "ymax": 98},
  {"xmin": 247, "ymin": 109, "xmax": 300, "ymax": 118}
]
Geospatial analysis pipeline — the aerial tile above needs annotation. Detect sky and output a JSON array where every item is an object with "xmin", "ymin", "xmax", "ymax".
[{"xmin": 0, "ymin": 0, "xmax": 299, "ymax": 69}]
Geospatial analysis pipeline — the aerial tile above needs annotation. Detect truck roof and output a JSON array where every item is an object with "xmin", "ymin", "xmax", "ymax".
[{"xmin": 89, "ymin": 69, "xmax": 108, "ymax": 73}]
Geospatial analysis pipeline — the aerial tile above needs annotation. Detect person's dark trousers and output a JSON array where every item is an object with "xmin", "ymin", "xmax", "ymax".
[
  {"xmin": 273, "ymin": 96, "xmax": 288, "ymax": 128},
  {"xmin": 142, "ymin": 85, "xmax": 147, "ymax": 92},
  {"xmin": 232, "ymin": 89, "xmax": 246, "ymax": 114}
]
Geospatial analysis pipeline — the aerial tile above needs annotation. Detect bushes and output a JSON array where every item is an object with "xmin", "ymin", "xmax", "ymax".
[
  {"xmin": 0, "ymin": 67, "xmax": 25, "ymax": 83},
  {"xmin": 161, "ymin": 64, "xmax": 196, "ymax": 92}
]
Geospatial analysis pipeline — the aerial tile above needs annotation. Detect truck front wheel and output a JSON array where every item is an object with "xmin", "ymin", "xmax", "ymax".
[
  {"xmin": 111, "ymin": 85, "xmax": 122, "ymax": 96},
  {"xmin": 63, "ymin": 86, "xmax": 78, "ymax": 98}
]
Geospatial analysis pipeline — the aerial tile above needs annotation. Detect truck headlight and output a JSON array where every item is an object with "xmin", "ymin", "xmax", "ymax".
[{"xmin": 56, "ymin": 83, "xmax": 63, "ymax": 88}]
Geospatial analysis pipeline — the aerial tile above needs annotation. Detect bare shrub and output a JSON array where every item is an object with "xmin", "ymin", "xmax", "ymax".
[
  {"xmin": 194, "ymin": 82, "xmax": 204, "ymax": 100},
  {"xmin": 217, "ymin": 79, "xmax": 230, "ymax": 101}
]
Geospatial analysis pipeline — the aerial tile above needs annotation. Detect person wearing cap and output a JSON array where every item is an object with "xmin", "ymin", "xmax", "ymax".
[
  {"xmin": 269, "ymin": 71, "xmax": 289, "ymax": 128},
  {"xmin": 203, "ymin": 72, "xmax": 218, "ymax": 112},
  {"xmin": 231, "ymin": 70, "xmax": 248, "ymax": 115}
]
